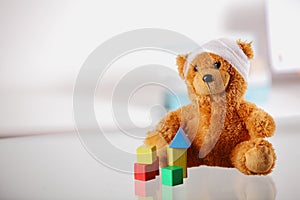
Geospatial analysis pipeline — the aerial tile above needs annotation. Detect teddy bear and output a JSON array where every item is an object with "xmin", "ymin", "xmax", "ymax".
[{"xmin": 144, "ymin": 38, "xmax": 276, "ymax": 175}]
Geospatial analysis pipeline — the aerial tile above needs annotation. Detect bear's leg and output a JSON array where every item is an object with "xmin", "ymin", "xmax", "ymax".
[{"xmin": 231, "ymin": 138, "xmax": 276, "ymax": 175}]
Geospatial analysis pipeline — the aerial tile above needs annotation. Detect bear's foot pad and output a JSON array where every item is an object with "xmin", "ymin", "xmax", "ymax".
[{"xmin": 245, "ymin": 144, "xmax": 274, "ymax": 174}]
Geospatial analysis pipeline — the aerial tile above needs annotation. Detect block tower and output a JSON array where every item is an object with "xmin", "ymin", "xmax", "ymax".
[
  {"xmin": 162, "ymin": 127, "xmax": 191, "ymax": 186},
  {"xmin": 134, "ymin": 145, "xmax": 159, "ymax": 181}
]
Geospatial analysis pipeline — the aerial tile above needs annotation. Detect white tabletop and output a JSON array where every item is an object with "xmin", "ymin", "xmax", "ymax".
[{"xmin": 0, "ymin": 117, "xmax": 300, "ymax": 200}]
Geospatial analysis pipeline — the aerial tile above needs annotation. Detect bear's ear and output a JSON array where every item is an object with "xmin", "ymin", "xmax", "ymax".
[
  {"xmin": 237, "ymin": 39, "xmax": 254, "ymax": 59},
  {"xmin": 176, "ymin": 54, "xmax": 187, "ymax": 79}
]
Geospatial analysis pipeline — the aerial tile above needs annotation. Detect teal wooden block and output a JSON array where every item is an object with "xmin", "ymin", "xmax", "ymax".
[{"xmin": 161, "ymin": 166, "xmax": 183, "ymax": 186}]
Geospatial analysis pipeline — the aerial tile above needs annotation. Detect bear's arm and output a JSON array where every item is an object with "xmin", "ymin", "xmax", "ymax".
[
  {"xmin": 145, "ymin": 108, "xmax": 181, "ymax": 147},
  {"xmin": 144, "ymin": 109, "xmax": 182, "ymax": 167},
  {"xmin": 237, "ymin": 100, "xmax": 275, "ymax": 138}
]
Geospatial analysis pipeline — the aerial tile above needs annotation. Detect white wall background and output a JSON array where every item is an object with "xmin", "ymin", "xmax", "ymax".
[{"xmin": 0, "ymin": 0, "xmax": 269, "ymax": 136}]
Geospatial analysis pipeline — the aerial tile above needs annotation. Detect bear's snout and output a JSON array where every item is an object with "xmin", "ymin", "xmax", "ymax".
[{"xmin": 203, "ymin": 74, "xmax": 214, "ymax": 83}]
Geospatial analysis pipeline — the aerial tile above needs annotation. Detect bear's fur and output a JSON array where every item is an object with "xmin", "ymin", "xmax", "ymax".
[{"xmin": 145, "ymin": 39, "xmax": 276, "ymax": 175}]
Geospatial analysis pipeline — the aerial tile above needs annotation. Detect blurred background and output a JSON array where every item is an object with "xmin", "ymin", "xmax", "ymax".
[{"xmin": 0, "ymin": 0, "xmax": 299, "ymax": 137}]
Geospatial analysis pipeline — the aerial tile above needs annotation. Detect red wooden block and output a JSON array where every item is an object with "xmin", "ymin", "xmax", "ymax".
[
  {"xmin": 134, "ymin": 163, "xmax": 156, "ymax": 181},
  {"xmin": 134, "ymin": 156, "xmax": 160, "ymax": 181},
  {"xmin": 153, "ymin": 158, "xmax": 159, "ymax": 176}
]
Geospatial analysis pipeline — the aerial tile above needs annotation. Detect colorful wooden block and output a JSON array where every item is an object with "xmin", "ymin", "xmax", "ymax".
[
  {"xmin": 161, "ymin": 166, "xmax": 183, "ymax": 186},
  {"xmin": 153, "ymin": 158, "xmax": 160, "ymax": 176},
  {"xmin": 167, "ymin": 147, "xmax": 186, "ymax": 163},
  {"xmin": 134, "ymin": 163, "xmax": 156, "ymax": 181},
  {"xmin": 134, "ymin": 157, "xmax": 159, "ymax": 181},
  {"xmin": 147, "ymin": 157, "xmax": 160, "ymax": 176},
  {"xmin": 169, "ymin": 160, "xmax": 187, "ymax": 178},
  {"xmin": 169, "ymin": 127, "xmax": 191, "ymax": 149},
  {"xmin": 167, "ymin": 147, "xmax": 187, "ymax": 178},
  {"xmin": 136, "ymin": 145, "xmax": 157, "ymax": 164}
]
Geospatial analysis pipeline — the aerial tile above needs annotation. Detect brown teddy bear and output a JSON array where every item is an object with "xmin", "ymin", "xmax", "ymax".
[{"xmin": 145, "ymin": 38, "xmax": 276, "ymax": 175}]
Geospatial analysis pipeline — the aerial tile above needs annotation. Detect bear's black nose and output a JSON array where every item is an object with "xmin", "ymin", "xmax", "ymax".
[{"xmin": 203, "ymin": 74, "xmax": 214, "ymax": 83}]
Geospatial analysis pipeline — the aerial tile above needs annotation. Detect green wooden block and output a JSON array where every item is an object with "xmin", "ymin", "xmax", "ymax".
[{"xmin": 161, "ymin": 166, "xmax": 183, "ymax": 186}]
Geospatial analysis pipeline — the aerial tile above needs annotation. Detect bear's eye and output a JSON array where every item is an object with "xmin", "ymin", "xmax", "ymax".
[
  {"xmin": 214, "ymin": 61, "xmax": 221, "ymax": 69},
  {"xmin": 193, "ymin": 65, "xmax": 198, "ymax": 72}
]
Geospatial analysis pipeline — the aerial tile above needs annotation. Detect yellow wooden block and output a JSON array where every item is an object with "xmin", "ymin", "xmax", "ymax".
[
  {"xmin": 169, "ymin": 154, "xmax": 186, "ymax": 168},
  {"xmin": 167, "ymin": 147, "xmax": 187, "ymax": 178},
  {"xmin": 136, "ymin": 145, "xmax": 157, "ymax": 164},
  {"xmin": 167, "ymin": 147, "xmax": 186, "ymax": 163}
]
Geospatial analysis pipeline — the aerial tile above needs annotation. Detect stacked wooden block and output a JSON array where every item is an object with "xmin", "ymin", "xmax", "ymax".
[
  {"xmin": 134, "ymin": 145, "xmax": 159, "ymax": 181},
  {"xmin": 134, "ymin": 127, "xmax": 191, "ymax": 188},
  {"xmin": 161, "ymin": 127, "xmax": 191, "ymax": 186}
]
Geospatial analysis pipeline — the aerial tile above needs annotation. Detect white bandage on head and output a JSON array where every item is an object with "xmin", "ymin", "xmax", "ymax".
[{"xmin": 183, "ymin": 38, "xmax": 250, "ymax": 82}]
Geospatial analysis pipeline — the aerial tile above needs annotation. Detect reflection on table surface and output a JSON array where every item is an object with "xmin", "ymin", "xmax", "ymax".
[
  {"xmin": 1, "ymin": 125, "xmax": 300, "ymax": 199},
  {"xmin": 134, "ymin": 167, "xmax": 276, "ymax": 200}
]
